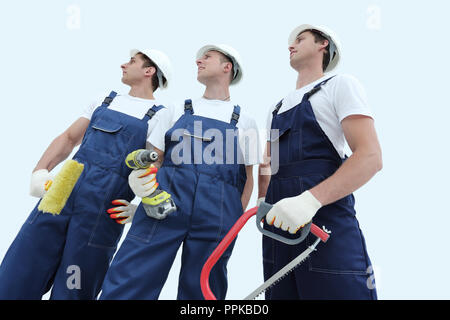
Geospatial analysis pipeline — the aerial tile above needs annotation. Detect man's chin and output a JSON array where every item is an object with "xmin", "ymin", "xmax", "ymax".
[
  {"xmin": 289, "ymin": 59, "xmax": 300, "ymax": 71},
  {"xmin": 121, "ymin": 77, "xmax": 129, "ymax": 85},
  {"xmin": 197, "ymin": 75, "xmax": 207, "ymax": 86}
]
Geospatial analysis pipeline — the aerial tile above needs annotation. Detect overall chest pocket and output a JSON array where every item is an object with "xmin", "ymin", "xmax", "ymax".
[
  {"xmin": 270, "ymin": 127, "xmax": 303, "ymax": 165},
  {"xmin": 183, "ymin": 131, "xmax": 228, "ymax": 165},
  {"xmin": 85, "ymin": 118, "xmax": 131, "ymax": 158}
]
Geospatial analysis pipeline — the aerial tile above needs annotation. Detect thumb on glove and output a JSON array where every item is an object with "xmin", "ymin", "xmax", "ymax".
[{"xmin": 30, "ymin": 169, "xmax": 53, "ymax": 198}]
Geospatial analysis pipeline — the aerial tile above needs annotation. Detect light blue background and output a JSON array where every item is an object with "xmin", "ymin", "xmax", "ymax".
[{"xmin": 0, "ymin": 0, "xmax": 448, "ymax": 300}]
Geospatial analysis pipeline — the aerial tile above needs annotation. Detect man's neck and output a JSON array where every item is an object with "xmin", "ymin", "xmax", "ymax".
[
  {"xmin": 202, "ymin": 82, "xmax": 231, "ymax": 101},
  {"xmin": 128, "ymin": 85, "xmax": 155, "ymax": 100},
  {"xmin": 295, "ymin": 65, "xmax": 325, "ymax": 90}
]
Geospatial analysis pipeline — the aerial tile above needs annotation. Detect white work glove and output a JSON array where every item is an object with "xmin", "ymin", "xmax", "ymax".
[
  {"xmin": 257, "ymin": 197, "xmax": 265, "ymax": 207},
  {"xmin": 128, "ymin": 166, "xmax": 158, "ymax": 198},
  {"xmin": 266, "ymin": 190, "xmax": 322, "ymax": 234},
  {"xmin": 107, "ymin": 199, "xmax": 137, "ymax": 224},
  {"xmin": 30, "ymin": 169, "xmax": 53, "ymax": 198}
]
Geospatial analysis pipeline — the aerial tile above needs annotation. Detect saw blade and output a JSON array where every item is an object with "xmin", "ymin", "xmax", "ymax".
[{"xmin": 244, "ymin": 237, "xmax": 321, "ymax": 300}]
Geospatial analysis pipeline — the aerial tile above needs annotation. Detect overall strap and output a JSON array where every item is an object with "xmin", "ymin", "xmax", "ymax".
[
  {"xmin": 230, "ymin": 105, "xmax": 241, "ymax": 127},
  {"xmin": 272, "ymin": 99, "xmax": 284, "ymax": 117},
  {"xmin": 184, "ymin": 99, "xmax": 194, "ymax": 115},
  {"xmin": 302, "ymin": 76, "xmax": 336, "ymax": 102},
  {"xmin": 143, "ymin": 105, "xmax": 165, "ymax": 121},
  {"xmin": 101, "ymin": 91, "xmax": 117, "ymax": 108}
]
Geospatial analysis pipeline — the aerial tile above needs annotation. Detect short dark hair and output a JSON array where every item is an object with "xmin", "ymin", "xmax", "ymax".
[
  {"xmin": 308, "ymin": 30, "xmax": 331, "ymax": 72},
  {"xmin": 137, "ymin": 52, "xmax": 167, "ymax": 91}
]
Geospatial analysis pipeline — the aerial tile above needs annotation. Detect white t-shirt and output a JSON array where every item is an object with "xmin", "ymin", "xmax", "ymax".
[
  {"xmin": 150, "ymin": 97, "xmax": 262, "ymax": 166},
  {"xmin": 266, "ymin": 74, "xmax": 373, "ymax": 158},
  {"xmin": 82, "ymin": 93, "xmax": 174, "ymax": 151}
]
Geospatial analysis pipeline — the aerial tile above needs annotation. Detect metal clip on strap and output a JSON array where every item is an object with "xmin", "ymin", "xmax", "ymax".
[
  {"xmin": 184, "ymin": 99, "xmax": 194, "ymax": 114},
  {"xmin": 231, "ymin": 112, "xmax": 240, "ymax": 122},
  {"xmin": 103, "ymin": 97, "xmax": 113, "ymax": 105},
  {"xmin": 101, "ymin": 91, "xmax": 117, "ymax": 108},
  {"xmin": 146, "ymin": 109, "xmax": 156, "ymax": 119}
]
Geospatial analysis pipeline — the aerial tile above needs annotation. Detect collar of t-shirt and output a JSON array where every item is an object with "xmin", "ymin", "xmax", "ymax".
[
  {"xmin": 281, "ymin": 74, "xmax": 332, "ymax": 114},
  {"xmin": 106, "ymin": 93, "xmax": 162, "ymax": 120},
  {"xmin": 174, "ymin": 97, "xmax": 238, "ymax": 124},
  {"xmin": 121, "ymin": 93, "xmax": 157, "ymax": 103}
]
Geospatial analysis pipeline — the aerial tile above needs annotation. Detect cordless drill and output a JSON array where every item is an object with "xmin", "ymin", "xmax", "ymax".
[{"xmin": 125, "ymin": 149, "xmax": 176, "ymax": 220}]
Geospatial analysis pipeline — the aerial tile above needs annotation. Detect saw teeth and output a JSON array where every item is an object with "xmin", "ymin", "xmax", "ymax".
[
  {"xmin": 246, "ymin": 238, "xmax": 322, "ymax": 300},
  {"xmin": 250, "ymin": 256, "xmax": 310, "ymax": 299}
]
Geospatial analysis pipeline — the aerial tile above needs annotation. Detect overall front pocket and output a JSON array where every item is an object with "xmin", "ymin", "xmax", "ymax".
[{"xmin": 84, "ymin": 118, "xmax": 131, "ymax": 159}]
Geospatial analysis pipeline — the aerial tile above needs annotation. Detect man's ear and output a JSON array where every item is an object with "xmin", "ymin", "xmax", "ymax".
[
  {"xmin": 319, "ymin": 39, "xmax": 329, "ymax": 52},
  {"xmin": 223, "ymin": 61, "xmax": 233, "ymax": 74},
  {"xmin": 144, "ymin": 66, "xmax": 156, "ymax": 77}
]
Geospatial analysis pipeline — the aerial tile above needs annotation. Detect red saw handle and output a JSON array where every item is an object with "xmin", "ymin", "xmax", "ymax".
[{"xmin": 200, "ymin": 205, "xmax": 329, "ymax": 300}]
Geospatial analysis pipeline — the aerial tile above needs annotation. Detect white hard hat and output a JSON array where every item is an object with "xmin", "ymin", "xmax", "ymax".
[
  {"xmin": 196, "ymin": 44, "xmax": 243, "ymax": 85},
  {"xmin": 288, "ymin": 24, "xmax": 342, "ymax": 73},
  {"xmin": 130, "ymin": 49, "xmax": 172, "ymax": 89}
]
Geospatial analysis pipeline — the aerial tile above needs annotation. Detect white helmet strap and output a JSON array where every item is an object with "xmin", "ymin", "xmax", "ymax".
[
  {"xmin": 327, "ymin": 40, "xmax": 337, "ymax": 67},
  {"xmin": 156, "ymin": 68, "xmax": 164, "ymax": 88},
  {"xmin": 231, "ymin": 60, "xmax": 239, "ymax": 80}
]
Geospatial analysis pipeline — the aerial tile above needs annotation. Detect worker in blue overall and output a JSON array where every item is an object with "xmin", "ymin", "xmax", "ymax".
[
  {"xmin": 258, "ymin": 24, "xmax": 382, "ymax": 300},
  {"xmin": 0, "ymin": 49, "xmax": 173, "ymax": 300},
  {"xmin": 100, "ymin": 44, "xmax": 260, "ymax": 300}
]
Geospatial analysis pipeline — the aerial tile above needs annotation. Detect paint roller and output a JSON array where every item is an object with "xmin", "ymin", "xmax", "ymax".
[{"xmin": 38, "ymin": 160, "xmax": 84, "ymax": 215}]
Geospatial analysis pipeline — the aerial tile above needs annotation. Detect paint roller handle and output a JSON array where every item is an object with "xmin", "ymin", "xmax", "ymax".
[{"xmin": 44, "ymin": 180, "xmax": 52, "ymax": 191}]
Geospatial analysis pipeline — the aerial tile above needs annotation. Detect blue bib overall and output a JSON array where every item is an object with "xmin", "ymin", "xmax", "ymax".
[
  {"xmin": 263, "ymin": 78, "xmax": 377, "ymax": 300},
  {"xmin": 0, "ymin": 92, "xmax": 164, "ymax": 299},
  {"xmin": 100, "ymin": 100, "xmax": 247, "ymax": 300}
]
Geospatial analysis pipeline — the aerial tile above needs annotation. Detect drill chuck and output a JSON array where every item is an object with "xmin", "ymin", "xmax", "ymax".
[{"xmin": 126, "ymin": 149, "xmax": 158, "ymax": 169}]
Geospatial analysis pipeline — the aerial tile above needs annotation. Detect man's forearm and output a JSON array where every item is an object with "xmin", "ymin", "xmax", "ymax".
[
  {"xmin": 310, "ymin": 149, "xmax": 382, "ymax": 206},
  {"xmin": 258, "ymin": 163, "xmax": 271, "ymax": 199},
  {"xmin": 257, "ymin": 141, "xmax": 271, "ymax": 199},
  {"xmin": 33, "ymin": 134, "xmax": 78, "ymax": 172},
  {"xmin": 33, "ymin": 117, "xmax": 89, "ymax": 173}
]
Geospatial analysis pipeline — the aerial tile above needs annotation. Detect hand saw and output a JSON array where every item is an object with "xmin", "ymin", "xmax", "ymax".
[{"xmin": 200, "ymin": 202, "xmax": 330, "ymax": 300}]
